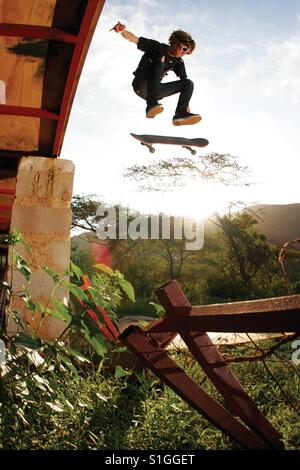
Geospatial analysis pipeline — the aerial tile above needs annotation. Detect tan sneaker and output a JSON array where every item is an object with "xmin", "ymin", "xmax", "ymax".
[
  {"xmin": 173, "ymin": 111, "xmax": 201, "ymax": 126},
  {"xmin": 146, "ymin": 103, "xmax": 164, "ymax": 118}
]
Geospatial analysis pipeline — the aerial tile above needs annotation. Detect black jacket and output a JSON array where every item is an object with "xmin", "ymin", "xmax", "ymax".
[{"xmin": 133, "ymin": 37, "xmax": 187, "ymax": 85}]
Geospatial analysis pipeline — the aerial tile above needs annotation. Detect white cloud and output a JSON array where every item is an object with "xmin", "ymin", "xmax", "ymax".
[{"xmin": 228, "ymin": 35, "xmax": 300, "ymax": 104}]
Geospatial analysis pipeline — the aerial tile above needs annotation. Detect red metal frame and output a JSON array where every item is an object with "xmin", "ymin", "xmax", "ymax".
[
  {"xmin": 145, "ymin": 293, "xmax": 300, "ymax": 334},
  {"xmin": 123, "ymin": 327, "xmax": 271, "ymax": 450},
  {"xmin": 0, "ymin": 23, "xmax": 77, "ymax": 43},
  {"xmin": 119, "ymin": 280, "xmax": 295, "ymax": 449},
  {"xmin": 74, "ymin": 275, "xmax": 285, "ymax": 449},
  {"xmin": 52, "ymin": 0, "xmax": 104, "ymax": 156},
  {"xmin": 0, "ymin": 105, "xmax": 59, "ymax": 120},
  {"xmin": 179, "ymin": 329, "xmax": 282, "ymax": 446},
  {"xmin": 0, "ymin": 0, "xmax": 105, "ymax": 158},
  {"xmin": 67, "ymin": 276, "xmax": 298, "ymax": 448}
]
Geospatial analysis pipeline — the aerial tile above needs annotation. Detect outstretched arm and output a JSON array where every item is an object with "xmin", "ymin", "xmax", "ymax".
[{"xmin": 110, "ymin": 21, "xmax": 139, "ymax": 44}]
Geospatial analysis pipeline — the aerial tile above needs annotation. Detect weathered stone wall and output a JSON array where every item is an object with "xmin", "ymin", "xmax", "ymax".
[{"xmin": 7, "ymin": 157, "xmax": 74, "ymax": 340}]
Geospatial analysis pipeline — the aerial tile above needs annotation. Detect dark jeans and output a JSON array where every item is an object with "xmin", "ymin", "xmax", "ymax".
[{"xmin": 132, "ymin": 62, "xmax": 194, "ymax": 114}]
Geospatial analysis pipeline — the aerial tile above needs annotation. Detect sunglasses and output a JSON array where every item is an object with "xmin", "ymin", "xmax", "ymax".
[{"xmin": 180, "ymin": 44, "xmax": 192, "ymax": 54}]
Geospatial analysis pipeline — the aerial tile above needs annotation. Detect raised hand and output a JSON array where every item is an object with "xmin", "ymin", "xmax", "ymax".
[{"xmin": 109, "ymin": 21, "xmax": 126, "ymax": 33}]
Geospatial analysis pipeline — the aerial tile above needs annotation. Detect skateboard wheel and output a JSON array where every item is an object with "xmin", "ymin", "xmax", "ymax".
[
  {"xmin": 191, "ymin": 149, "xmax": 196, "ymax": 156},
  {"xmin": 149, "ymin": 147, "xmax": 155, "ymax": 153}
]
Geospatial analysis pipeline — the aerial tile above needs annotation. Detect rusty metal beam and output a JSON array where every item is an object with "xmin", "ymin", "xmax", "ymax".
[
  {"xmin": 146, "ymin": 290, "xmax": 300, "ymax": 334},
  {"xmin": 192, "ymin": 295, "xmax": 300, "ymax": 317},
  {"xmin": 122, "ymin": 326, "xmax": 271, "ymax": 450},
  {"xmin": 0, "ymin": 23, "xmax": 77, "ymax": 43},
  {"xmin": 146, "ymin": 310, "xmax": 300, "ymax": 334},
  {"xmin": 156, "ymin": 281, "xmax": 192, "ymax": 315},
  {"xmin": 148, "ymin": 280, "xmax": 284, "ymax": 448},
  {"xmin": 180, "ymin": 329, "xmax": 283, "ymax": 449}
]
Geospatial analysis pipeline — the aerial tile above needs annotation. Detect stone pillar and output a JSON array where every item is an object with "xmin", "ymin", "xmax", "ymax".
[{"xmin": 7, "ymin": 157, "xmax": 75, "ymax": 340}]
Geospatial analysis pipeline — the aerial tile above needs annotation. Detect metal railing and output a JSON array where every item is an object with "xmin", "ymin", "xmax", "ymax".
[{"xmin": 119, "ymin": 280, "xmax": 300, "ymax": 450}]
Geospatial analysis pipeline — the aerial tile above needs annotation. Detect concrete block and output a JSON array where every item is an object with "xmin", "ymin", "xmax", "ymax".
[
  {"xmin": 16, "ymin": 158, "xmax": 74, "ymax": 203},
  {"xmin": 11, "ymin": 206, "xmax": 71, "ymax": 235},
  {"xmin": 36, "ymin": 316, "xmax": 66, "ymax": 341},
  {"xmin": 10, "ymin": 270, "xmax": 68, "ymax": 300},
  {"xmin": 47, "ymin": 240, "xmax": 71, "ymax": 272},
  {"xmin": 7, "ymin": 156, "xmax": 74, "ymax": 341},
  {"xmin": 7, "ymin": 297, "xmax": 65, "ymax": 341}
]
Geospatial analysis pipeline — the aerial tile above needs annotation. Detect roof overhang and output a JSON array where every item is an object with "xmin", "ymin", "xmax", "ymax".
[{"xmin": 0, "ymin": 0, "xmax": 106, "ymax": 158}]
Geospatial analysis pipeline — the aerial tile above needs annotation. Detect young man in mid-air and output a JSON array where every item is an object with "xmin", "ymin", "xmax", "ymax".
[{"xmin": 110, "ymin": 21, "xmax": 201, "ymax": 126}]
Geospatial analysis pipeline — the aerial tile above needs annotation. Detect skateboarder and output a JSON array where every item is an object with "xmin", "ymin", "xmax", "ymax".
[{"xmin": 110, "ymin": 21, "xmax": 201, "ymax": 126}]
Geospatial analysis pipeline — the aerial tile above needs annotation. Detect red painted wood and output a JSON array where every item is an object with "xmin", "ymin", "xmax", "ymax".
[
  {"xmin": 0, "ymin": 189, "xmax": 15, "ymax": 195},
  {"xmin": 0, "ymin": 104, "xmax": 59, "ymax": 120},
  {"xmin": 0, "ymin": 23, "xmax": 77, "ymax": 43},
  {"xmin": 52, "ymin": 0, "xmax": 102, "ymax": 155}
]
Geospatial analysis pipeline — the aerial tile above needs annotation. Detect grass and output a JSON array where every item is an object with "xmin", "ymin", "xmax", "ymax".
[{"xmin": 0, "ymin": 340, "xmax": 299, "ymax": 450}]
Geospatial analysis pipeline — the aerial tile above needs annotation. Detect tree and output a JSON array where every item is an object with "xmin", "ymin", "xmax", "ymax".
[
  {"xmin": 71, "ymin": 194, "xmax": 100, "ymax": 233},
  {"xmin": 70, "ymin": 149, "xmax": 253, "ymax": 302},
  {"xmin": 205, "ymin": 211, "xmax": 285, "ymax": 301},
  {"xmin": 123, "ymin": 152, "xmax": 250, "ymax": 283},
  {"xmin": 71, "ymin": 195, "xmax": 199, "ymax": 281},
  {"xmin": 124, "ymin": 153, "xmax": 250, "ymax": 191}
]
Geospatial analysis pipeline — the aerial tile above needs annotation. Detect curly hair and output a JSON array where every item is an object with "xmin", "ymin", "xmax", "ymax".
[{"xmin": 168, "ymin": 30, "xmax": 196, "ymax": 52}]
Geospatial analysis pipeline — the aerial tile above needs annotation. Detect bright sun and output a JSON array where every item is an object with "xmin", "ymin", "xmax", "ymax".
[
  {"xmin": 163, "ymin": 182, "xmax": 231, "ymax": 219},
  {"xmin": 129, "ymin": 181, "xmax": 233, "ymax": 221}
]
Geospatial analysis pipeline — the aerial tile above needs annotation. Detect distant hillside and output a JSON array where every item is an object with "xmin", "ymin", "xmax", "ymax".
[
  {"xmin": 247, "ymin": 204, "xmax": 300, "ymax": 246},
  {"xmin": 71, "ymin": 204, "xmax": 300, "ymax": 252},
  {"xmin": 205, "ymin": 204, "xmax": 300, "ymax": 247},
  {"xmin": 71, "ymin": 232, "xmax": 96, "ymax": 253}
]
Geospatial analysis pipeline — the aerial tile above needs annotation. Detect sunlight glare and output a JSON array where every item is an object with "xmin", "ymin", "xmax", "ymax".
[{"xmin": 129, "ymin": 181, "xmax": 231, "ymax": 221}]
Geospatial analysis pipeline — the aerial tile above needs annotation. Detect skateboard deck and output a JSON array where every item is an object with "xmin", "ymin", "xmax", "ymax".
[{"xmin": 131, "ymin": 133, "xmax": 209, "ymax": 154}]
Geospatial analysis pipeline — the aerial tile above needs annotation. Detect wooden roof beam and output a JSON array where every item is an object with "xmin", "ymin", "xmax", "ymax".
[
  {"xmin": 0, "ymin": 105, "xmax": 59, "ymax": 120},
  {"xmin": 0, "ymin": 23, "xmax": 77, "ymax": 43}
]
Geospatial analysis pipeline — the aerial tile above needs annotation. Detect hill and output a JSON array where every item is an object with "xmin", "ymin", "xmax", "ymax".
[
  {"xmin": 245, "ymin": 204, "xmax": 300, "ymax": 246},
  {"xmin": 205, "ymin": 204, "xmax": 300, "ymax": 247},
  {"xmin": 71, "ymin": 203, "xmax": 300, "ymax": 252}
]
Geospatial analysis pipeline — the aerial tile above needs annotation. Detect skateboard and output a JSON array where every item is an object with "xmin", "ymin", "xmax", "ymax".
[{"xmin": 131, "ymin": 133, "xmax": 209, "ymax": 155}]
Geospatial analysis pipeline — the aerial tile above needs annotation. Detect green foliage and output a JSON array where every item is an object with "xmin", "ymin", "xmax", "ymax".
[
  {"xmin": 0, "ymin": 231, "xmax": 137, "ymax": 441},
  {"xmin": 1, "ymin": 225, "xmax": 299, "ymax": 450},
  {"xmin": 95, "ymin": 264, "xmax": 135, "ymax": 302},
  {"xmin": 71, "ymin": 242, "xmax": 95, "ymax": 279},
  {"xmin": 204, "ymin": 212, "xmax": 286, "ymax": 301},
  {"xmin": 1, "ymin": 340, "xmax": 299, "ymax": 450}
]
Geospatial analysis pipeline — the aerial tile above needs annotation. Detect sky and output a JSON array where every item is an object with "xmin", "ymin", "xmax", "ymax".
[{"xmin": 61, "ymin": 0, "xmax": 300, "ymax": 219}]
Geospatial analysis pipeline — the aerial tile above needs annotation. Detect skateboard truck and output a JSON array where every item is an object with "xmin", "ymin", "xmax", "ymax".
[
  {"xmin": 141, "ymin": 142, "xmax": 197, "ymax": 155},
  {"xmin": 141, "ymin": 142, "xmax": 156, "ymax": 153},
  {"xmin": 182, "ymin": 145, "xmax": 197, "ymax": 155}
]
